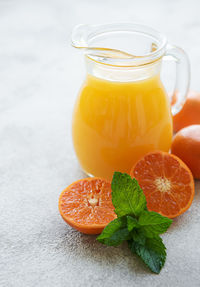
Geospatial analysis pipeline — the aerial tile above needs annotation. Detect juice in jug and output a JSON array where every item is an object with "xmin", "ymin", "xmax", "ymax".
[{"xmin": 72, "ymin": 73, "xmax": 172, "ymax": 180}]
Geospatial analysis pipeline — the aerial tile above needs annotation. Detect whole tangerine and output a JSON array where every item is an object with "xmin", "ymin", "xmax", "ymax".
[
  {"xmin": 171, "ymin": 124, "xmax": 200, "ymax": 179},
  {"xmin": 173, "ymin": 91, "xmax": 200, "ymax": 132}
]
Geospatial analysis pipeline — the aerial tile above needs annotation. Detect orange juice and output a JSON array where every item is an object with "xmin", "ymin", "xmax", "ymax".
[{"xmin": 72, "ymin": 74, "xmax": 173, "ymax": 180}]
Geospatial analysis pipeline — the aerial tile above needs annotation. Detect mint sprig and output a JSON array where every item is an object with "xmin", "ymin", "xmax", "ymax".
[{"xmin": 97, "ymin": 172, "xmax": 172, "ymax": 274}]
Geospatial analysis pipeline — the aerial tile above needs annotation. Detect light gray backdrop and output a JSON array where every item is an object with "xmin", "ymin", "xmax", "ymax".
[{"xmin": 1, "ymin": 0, "xmax": 200, "ymax": 286}]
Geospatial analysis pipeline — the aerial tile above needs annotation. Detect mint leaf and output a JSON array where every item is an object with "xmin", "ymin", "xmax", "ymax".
[
  {"xmin": 127, "ymin": 216, "xmax": 138, "ymax": 231},
  {"xmin": 132, "ymin": 229, "xmax": 146, "ymax": 245},
  {"xmin": 111, "ymin": 172, "xmax": 146, "ymax": 217},
  {"xmin": 128, "ymin": 239, "xmax": 136, "ymax": 253},
  {"xmin": 129, "ymin": 236, "xmax": 166, "ymax": 274},
  {"xmin": 138, "ymin": 211, "xmax": 172, "ymax": 238},
  {"xmin": 97, "ymin": 217, "xmax": 130, "ymax": 246},
  {"xmin": 99, "ymin": 228, "xmax": 130, "ymax": 246}
]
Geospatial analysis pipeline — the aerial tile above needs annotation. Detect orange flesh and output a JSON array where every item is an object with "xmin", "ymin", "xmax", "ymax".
[
  {"xmin": 130, "ymin": 151, "xmax": 195, "ymax": 218},
  {"xmin": 58, "ymin": 178, "xmax": 116, "ymax": 234}
]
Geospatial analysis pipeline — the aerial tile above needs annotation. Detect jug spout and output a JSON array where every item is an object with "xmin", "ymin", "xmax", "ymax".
[{"xmin": 71, "ymin": 24, "xmax": 92, "ymax": 49}]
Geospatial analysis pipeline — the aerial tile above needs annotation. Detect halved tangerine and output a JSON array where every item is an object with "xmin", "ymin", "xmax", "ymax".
[
  {"xmin": 130, "ymin": 151, "xmax": 195, "ymax": 218},
  {"xmin": 58, "ymin": 178, "xmax": 116, "ymax": 234}
]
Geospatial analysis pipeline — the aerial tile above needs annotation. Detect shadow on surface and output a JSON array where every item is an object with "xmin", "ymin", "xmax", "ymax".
[{"xmin": 55, "ymin": 225, "xmax": 153, "ymax": 275}]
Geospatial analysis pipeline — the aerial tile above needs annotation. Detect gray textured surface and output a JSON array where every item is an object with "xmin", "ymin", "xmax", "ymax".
[{"xmin": 1, "ymin": 0, "xmax": 200, "ymax": 286}]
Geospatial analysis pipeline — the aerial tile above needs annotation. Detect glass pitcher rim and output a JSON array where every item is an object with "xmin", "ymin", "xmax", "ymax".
[{"xmin": 71, "ymin": 23, "xmax": 167, "ymax": 68}]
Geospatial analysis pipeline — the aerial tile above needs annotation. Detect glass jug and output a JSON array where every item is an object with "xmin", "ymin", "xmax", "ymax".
[{"xmin": 71, "ymin": 23, "xmax": 190, "ymax": 180}]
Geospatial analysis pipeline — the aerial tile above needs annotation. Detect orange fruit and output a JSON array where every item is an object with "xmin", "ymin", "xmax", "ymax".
[
  {"xmin": 172, "ymin": 91, "xmax": 200, "ymax": 132},
  {"xmin": 130, "ymin": 151, "xmax": 194, "ymax": 218},
  {"xmin": 171, "ymin": 125, "xmax": 200, "ymax": 179},
  {"xmin": 58, "ymin": 178, "xmax": 116, "ymax": 234}
]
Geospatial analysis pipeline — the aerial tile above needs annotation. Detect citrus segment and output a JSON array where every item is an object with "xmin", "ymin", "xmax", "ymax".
[
  {"xmin": 130, "ymin": 151, "xmax": 194, "ymax": 218},
  {"xmin": 59, "ymin": 178, "xmax": 116, "ymax": 234}
]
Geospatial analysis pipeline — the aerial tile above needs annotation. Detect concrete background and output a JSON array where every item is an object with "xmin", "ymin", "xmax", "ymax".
[{"xmin": 1, "ymin": 0, "xmax": 200, "ymax": 286}]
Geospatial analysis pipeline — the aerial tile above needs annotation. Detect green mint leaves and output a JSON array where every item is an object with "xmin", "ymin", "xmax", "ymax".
[
  {"xmin": 97, "ymin": 172, "xmax": 172, "ymax": 274},
  {"xmin": 138, "ymin": 211, "xmax": 172, "ymax": 238},
  {"xmin": 129, "ymin": 236, "xmax": 166, "ymax": 274},
  {"xmin": 111, "ymin": 172, "xmax": 146, "ymax": 217},
  {"xmin": 97, "ymin": 217, "xmax": 130, "ymax": 246}
]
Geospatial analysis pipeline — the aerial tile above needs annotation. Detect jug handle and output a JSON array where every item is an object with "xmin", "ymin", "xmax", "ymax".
[{"xmin": 164, "ymin": 44, "xmax": 190, "ymax": 116}]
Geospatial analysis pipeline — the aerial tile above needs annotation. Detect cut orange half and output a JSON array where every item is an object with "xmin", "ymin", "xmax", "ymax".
[
  {"xmin": 130, "ymin": 151, "xmax": 195, "ymax": 218},
  {"xmin": 58, "ymin": 178, "xmax": 116, "ymax": 234}
]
